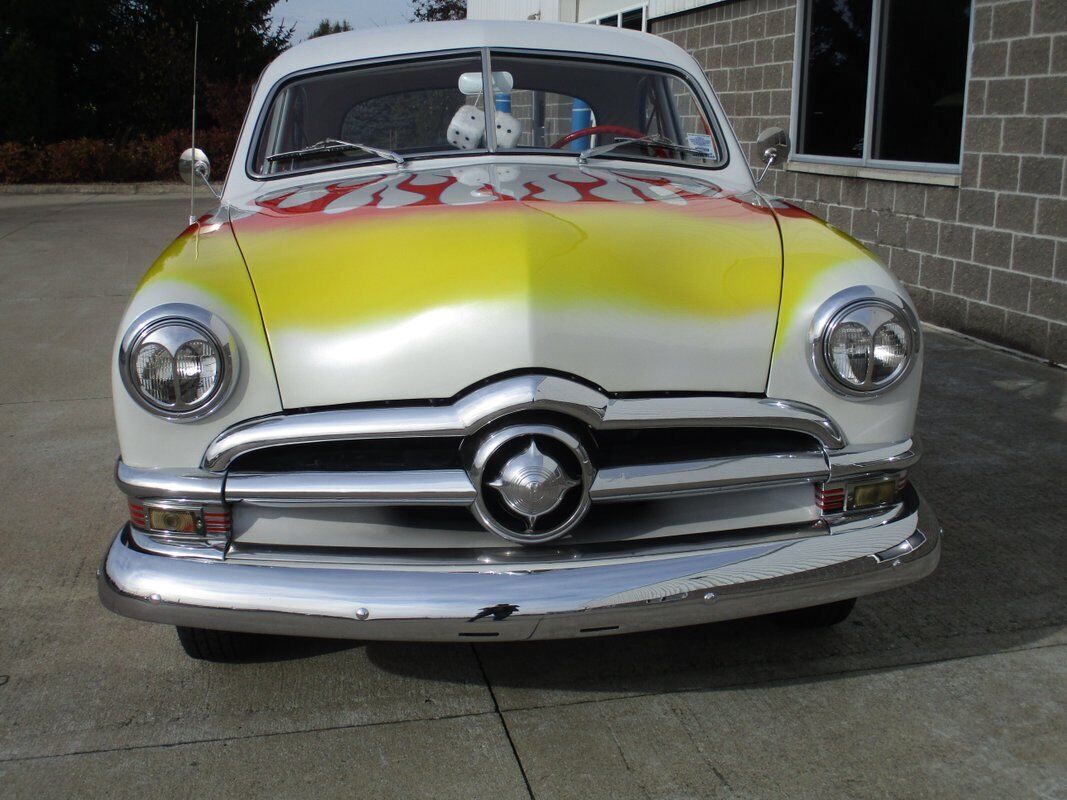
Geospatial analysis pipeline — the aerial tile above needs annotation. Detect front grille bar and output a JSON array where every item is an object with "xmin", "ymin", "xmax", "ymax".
[
  {"xmin": 589, "ymin": 451, "xmax": 828, "ymax": 502},
  {"xmin": 220, "ymin": 451, "xmax": 829, "ymax": 508},
  {"xmin": 202, "ymin": 374, "xmax": 846, "ymax": 472},
  {"xmin": 226, "ymin": 470, "xmax": 476, "ymax": 507}
]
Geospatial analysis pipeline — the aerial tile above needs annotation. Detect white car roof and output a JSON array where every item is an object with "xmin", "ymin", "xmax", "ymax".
[{"xmin": 259, "ymin": 20, "xmax": 695, "ymax": 86}]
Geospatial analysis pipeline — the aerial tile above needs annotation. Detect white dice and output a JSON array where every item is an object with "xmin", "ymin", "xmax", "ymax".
[
  {"xmin": 494, "ymin": 111, "xmax": 522, "ymax": 147},
  {"xmin": 448, "ymin": 106, "xmax": 485, "ymax": 150}
]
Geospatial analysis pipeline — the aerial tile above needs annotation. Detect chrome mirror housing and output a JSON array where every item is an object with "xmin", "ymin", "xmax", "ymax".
[
  {"xmin": 754, "ymin": 127, "xmax": 790, "ymax": 184},
  {"xmin": 178, "ymin": 148, "xmax": 211, "ymax": 185}
]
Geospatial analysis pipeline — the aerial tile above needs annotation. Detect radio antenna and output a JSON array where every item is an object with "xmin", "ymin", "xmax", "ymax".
[{"xmin": 189, "ymin": 19, "xmax": 199, "ymax": 224}]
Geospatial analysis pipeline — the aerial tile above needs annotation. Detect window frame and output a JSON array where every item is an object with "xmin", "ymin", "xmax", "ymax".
[
  {"xmin": 582, "ymin": 3, "xmax": 649, "ymax": 31},
  {"xmin": 245, "ymin": 46, "xmax": 730, "ymax": 181},
  {"xmin": 246, "ymin": 49, "xmax": 492, "ymax": 181},
  {"xmin": 485, "ymin": 48, "xmax": 729, "ymax": 170},
  {"xmin": 788, "ymin": 0, "xmax": 975, "ymax": 175}
]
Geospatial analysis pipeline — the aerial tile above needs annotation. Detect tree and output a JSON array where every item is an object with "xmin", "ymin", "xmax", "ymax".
[
  {"xmin": 99, "ymin": 1, "xmax": 293, "ymax": 139},
  {"xmin": 411, "ymin": 0, "xmax": 466, "ymax": 22},
  {"xmin": 309, "ymin": 19, "xmax": 352, "ymax": 39},
  {"xmin": 0, "ymin": 0, "xmax": 115, "ymax": 142},
  {"xmin": 0, "ymin": 0, "xmax": 293, "ymax": 143}
]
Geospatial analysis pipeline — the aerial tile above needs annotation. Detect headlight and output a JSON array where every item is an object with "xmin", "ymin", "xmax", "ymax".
[
  {"xmin": 119, "ymin": 304, "xmax": 237, "ymax": 420},
  {"xmin": 812, "ymin": 291, "xmax": 919, "ymax": 397}
]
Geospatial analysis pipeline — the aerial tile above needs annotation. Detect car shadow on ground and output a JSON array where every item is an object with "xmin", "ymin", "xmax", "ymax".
[{"xmin": 229, "ymin": 334, "xmax": 1067, "ymax": 695}]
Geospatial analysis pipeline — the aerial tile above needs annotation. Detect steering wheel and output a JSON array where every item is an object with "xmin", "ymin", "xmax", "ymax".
[{"xmin": 551, "ymin": 125, "xmax": 647, "ymax": 149}]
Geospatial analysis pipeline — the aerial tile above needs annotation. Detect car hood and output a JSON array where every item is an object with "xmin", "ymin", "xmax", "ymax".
[{"xmin": 229, "ymin": 162, "xmax": 783, "ymax": 408}]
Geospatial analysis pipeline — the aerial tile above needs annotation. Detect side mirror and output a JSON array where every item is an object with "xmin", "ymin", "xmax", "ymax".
[
  {"xmin": 179, "ymin": 147, "xmax": 211, "ymax": 185},
  {"xmin": 754, "ymin": 127, "xmax": 790, "ymax": 184}
]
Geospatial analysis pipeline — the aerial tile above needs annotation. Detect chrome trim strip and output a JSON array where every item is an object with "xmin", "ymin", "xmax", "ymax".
[
  {"xmin": 600, "ymin": 397, "xmax": 844, "ymax": 447},
  {"xmin": 873, "ymin": 530, "xmax": 926, "ymax": 563},
  {"xmin": 201, "ymin": 375, "xmax": 847, "ymax": 472},
  {"xmin": 130, "ymin": 527, "xmax": 226, "ymax": 561},
  {"xmin": 98, "ymin": 492, "xmax": 940, "ymax": 642},
  {"xmin": 225, "ymin": 470, "xmax": 476, "ymax": 507},
  {"xmin": 589, "ymin": 452, "xmax": 828, "ymax": 502},
  {"xmin": 119, "ymin": 440, "xmax": 911, "ymax": 510},
  {"xmin": 227, "ymin": 521, "xmax": 830, "ymax": 569},
  {"xmin": 828, "ymin": 438, "xmax": 919, "ymax": 480},
  {"xmin": 116, "ymin": 460, "xmax": 224, "ymax": 502}
]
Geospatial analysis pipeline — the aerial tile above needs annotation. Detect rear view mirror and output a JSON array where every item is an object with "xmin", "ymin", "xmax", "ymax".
[
  {"xmin": 458, "ymin": 71, "xmax": 515, "ymax": 96},
  {"xmin": 754, "ymin": 127, "xmax": 790, "ymax": 184},
  {"xmin": 178, "ymin": 147, "xmax": 211, "ymax": 185}
]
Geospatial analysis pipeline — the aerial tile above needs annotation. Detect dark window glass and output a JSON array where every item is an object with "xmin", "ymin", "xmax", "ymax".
[
  {"xmin": 798, "ymin": 0, "xmax": 971, "ymax": 166},
  {"xmin": 490, "ymin": 53, "xmax": 722, "ymax": 166},
  {"xmin": 252, "ymin": 54, "xmax": 484, "ymax": 175},
  {"xmin": 798, "ymin": 0, "xmax": 873, "ymax": 159},
  {"xmin": 872, "ymin": 0, "xmax": 971, "ymax": 163},
  {"xmin": 342, "ymin": 88, "xmax": 465, "ymax": 152},
  {"xmin": 621, "ymin": 8, "xmax": 645, "ymax": 30}
]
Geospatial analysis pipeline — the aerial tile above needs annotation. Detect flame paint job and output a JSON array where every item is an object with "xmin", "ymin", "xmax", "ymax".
[
  {"xmin": 118, "ymin": 162, "xmax": 920, "ymax": 463},
  {"xmin": 228, "ymin": 163, "xmax": 784, "ymax": 408}
]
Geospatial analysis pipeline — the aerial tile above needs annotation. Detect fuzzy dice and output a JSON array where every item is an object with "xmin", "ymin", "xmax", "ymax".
[
  {"xmin": 493, "ymin": 111, "xmax": 522, "ymax": 147},
  {"xmin": 448, "ymin": 106, "xmax": 485, "ymax": 150}
]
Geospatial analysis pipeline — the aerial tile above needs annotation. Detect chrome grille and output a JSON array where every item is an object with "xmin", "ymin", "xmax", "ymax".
[
  {"xmin": 226, "ymin": 426, "xmax": 821, "ymax": 474},
  {"xmin": 121, "ymin": 376, "xmax": 920, "ymax": 553}
]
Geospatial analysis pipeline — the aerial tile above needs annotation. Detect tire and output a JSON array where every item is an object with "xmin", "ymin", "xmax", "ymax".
[
  {"xmin": 175, "ymin": 626, "xmax": 263, "ymax": 662},
  {"xmin": 772, "ymin": 598, "xmax": 856, "ymax": 629}
]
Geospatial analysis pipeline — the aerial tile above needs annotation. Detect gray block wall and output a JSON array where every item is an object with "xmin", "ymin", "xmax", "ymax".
[{"xmin": 653, "ymin": 0, "xmax": 1067, "ymax": 363}]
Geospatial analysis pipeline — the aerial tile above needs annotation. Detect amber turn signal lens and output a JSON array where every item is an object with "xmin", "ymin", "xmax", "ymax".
[
  {"xmin": 147, "ymin": 507, "xmax": 200, "ymax": 534},
  {"xmin": 850, "ymin": 481, "xmax": 897, "ymax": 509}
]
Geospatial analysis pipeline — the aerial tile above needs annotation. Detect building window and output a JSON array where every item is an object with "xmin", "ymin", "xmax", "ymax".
[
  {"xmin": 795, "ymin": 0, "xmax": 972, "ymax": 169},
  {"xmin": 585, "ymin": 4, "xmax": 648, "ymax": 31}
]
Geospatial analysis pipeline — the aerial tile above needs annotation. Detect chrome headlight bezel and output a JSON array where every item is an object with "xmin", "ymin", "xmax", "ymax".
[
  {"xmin": 810, "ymin": 287, "xmax": 920, "ymax": 399},
  {"xmin": 119, "ymin": 304, "xmax": 238, "ymax": 421}
]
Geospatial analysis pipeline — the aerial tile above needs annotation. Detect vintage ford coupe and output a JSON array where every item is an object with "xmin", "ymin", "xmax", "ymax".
[{"xmin": 99, "ymin": 20, "xmax": 940, "ymax": 660}]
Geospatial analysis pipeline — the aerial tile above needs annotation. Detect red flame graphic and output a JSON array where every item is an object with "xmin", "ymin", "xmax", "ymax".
[
  {"xmin": 257, "ymin": 176, "xmax": 387, "ymax": 215},
  {"xmin": 394, "ymin": 174, "xmax": 459, "ymax": 206}
]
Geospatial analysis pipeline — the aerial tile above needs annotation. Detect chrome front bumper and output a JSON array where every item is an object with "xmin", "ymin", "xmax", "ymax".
[{"xmin": 98, "ymin": 490, "xmax": 940, "ymax": 642}]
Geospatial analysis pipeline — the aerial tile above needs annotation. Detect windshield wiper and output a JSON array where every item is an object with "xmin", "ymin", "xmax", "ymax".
[
  {"xmin": 577, "ymin": 134, "xmax": 710, "ymax": 165},
  {"xmin": 267, "ymin": 138, "xmax": 405, "ymax": 166}
]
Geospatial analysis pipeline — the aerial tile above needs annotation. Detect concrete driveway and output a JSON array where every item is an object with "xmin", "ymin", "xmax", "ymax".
[{"xmin": 0, "ymin": 191, "xmax": 1064, "ymax": 799}]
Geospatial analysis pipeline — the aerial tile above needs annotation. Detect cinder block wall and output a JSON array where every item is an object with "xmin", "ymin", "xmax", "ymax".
[{"xmin": 653, "ymin": 0, "xmax": 1067, "ymax": 363}]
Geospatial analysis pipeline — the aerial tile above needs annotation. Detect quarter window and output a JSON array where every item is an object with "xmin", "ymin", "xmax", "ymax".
[{"xmin": 796, "ymin": 0, "xmax": 972, "ymax": 168}]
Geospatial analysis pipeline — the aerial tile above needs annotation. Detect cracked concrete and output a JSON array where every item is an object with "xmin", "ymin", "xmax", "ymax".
[{"xmin": 0, "ymin": 192, "xmax": 1064, "ymax": 799}]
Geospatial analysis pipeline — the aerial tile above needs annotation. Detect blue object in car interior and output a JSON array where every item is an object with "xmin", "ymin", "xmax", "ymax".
[
  {"xmin": 495, "ymin": 92, "xmax": 511, "ymax": 112},
  {"xmin": 570, "ymin": 98, "xmax": 592, "ymax": 150}
]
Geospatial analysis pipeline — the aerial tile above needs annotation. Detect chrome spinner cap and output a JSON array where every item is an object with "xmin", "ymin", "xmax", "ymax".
[{"xmin": 468, "ymin": 424, "xmax": 593, "ymax": 544}]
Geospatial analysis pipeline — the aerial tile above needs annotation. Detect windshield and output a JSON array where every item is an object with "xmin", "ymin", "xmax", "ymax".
[{"xmin": 251, "ymin": 50, "xmax": 725, "ymax": 177}]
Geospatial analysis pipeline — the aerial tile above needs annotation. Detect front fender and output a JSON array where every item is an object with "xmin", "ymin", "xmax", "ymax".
[
  {"xmin": 767, "ymin": 202, "xmax": 921, "ymax": 448},
  {"xmin": 112, "ymin": 209, "xmax": 282, "ymax": 468}
]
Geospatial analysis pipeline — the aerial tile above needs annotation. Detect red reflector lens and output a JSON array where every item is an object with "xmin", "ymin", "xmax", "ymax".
[
  {"xmin": 814, "ymin": 485, "xmax": 845, "ymax": 512},
  {"xmin": 128, "ymin": 501, "xmax": 147, "ymax": 527}
]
